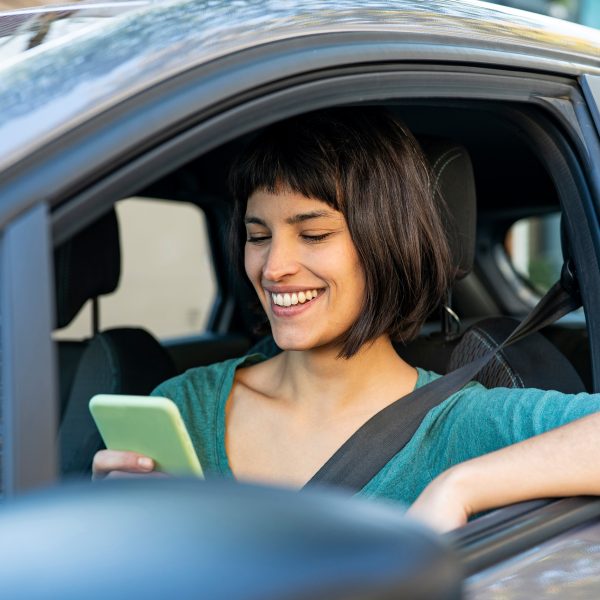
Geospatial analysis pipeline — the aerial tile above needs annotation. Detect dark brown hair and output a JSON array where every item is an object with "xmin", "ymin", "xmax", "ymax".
[{"xmin": 229, "ymin": 107, "xmax": 452, "ymax": 358}]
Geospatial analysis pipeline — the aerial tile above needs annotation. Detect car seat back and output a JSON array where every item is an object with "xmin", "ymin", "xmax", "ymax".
[
  {"xmin": 54, "ymin": 209, "xmax": 120, "ymax": 415},
  {"xmin": 54, "ymin": 208, "xmax": 176, "ymax": 476},
  {"xmin": 399, "ymin": 139, "xmax": 585, "ymax": 393}
]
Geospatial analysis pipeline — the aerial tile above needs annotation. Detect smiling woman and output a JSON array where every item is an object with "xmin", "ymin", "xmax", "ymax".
[
  {"xmin": 92, "ymin": 107, "xmax": 600, "ymax": 532},
  {"xmin": 230, "ymin": 108, "xmax": 452, "ymax": 357}
]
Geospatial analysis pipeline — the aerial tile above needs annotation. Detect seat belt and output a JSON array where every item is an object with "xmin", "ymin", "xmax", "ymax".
[{"xmin": 304, "ymin": 261, "xmax": 582, "ymax": 492}]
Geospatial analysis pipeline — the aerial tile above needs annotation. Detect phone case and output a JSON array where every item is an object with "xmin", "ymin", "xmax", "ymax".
[{"xmin": 89, "ymin": 394, "xmax": 204, "ymax": 477}]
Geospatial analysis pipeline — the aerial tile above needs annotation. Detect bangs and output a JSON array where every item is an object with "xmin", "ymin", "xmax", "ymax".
[{"xmin": 228, "ymin": 113, "xmax": 342, "ymax": 209}]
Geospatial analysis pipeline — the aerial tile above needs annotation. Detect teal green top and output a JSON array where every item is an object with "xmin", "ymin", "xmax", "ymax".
[{"xmin": 152, "ymin": 353, "xmax": 600, "ymax": 506}]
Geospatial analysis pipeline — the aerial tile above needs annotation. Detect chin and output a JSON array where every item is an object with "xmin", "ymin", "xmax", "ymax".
[
  {"xmin": 270, "ymin": 330, "xmax": 315, "ymax": 351},
  {"xmin": 272, "ymin": 338, "xmax": 315, "ymax": 352},
  {"xmin": 271, "ymin": 332, "xmax": 338, "ymax": 354}
]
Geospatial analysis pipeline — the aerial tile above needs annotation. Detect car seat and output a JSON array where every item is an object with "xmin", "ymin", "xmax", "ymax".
[
  {"xmin": 401, "ymin": 139, "xmax": 586, "ymax": 393},
  {"xmin": 55, "ymin": 209, "xmax": 177, "ymax": 476}
]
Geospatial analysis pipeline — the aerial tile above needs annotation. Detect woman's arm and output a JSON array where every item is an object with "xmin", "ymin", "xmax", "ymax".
[{"xmin": 407, "ymin": 411, "xmax": 600, "ymax": 532}]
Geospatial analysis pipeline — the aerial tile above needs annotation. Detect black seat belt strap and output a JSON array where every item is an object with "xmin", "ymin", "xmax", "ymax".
[{"xmin": 305, "ymin": 263, "xmax": 581, "ymax": 492}]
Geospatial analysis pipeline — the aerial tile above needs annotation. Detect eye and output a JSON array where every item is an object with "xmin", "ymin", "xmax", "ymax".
[
  {"xmin": 246, "ymin": 235, "xmax": 271, "ymax": 244},
  {"xmin": 301, "ymin": 233, "xmax": 332, "ymax": 243}
]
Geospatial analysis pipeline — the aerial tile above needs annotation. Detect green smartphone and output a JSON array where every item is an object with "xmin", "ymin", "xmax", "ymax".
[{"xmin": 89, "ymin": 394, "xmax": 204, "ymax": 477}]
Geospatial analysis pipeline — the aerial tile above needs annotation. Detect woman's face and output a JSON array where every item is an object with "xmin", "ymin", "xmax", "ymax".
[{"xmin": 244, "ymin": 188, "xmax": 365, "ymax": 352}]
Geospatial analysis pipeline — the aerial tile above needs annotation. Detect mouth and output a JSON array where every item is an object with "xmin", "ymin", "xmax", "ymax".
[
  {"xmin": 269, "ymin": 288, "xmax": 320, "ymax": 307},
  {"xmin": 265, "ymin": 288, "xmax": 324, "ymax": 316}
]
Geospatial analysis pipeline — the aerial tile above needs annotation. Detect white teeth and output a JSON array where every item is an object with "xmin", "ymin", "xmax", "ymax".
[{"xmin": 270, "ymin": 289, "xmax": 320, "ymax": 306}]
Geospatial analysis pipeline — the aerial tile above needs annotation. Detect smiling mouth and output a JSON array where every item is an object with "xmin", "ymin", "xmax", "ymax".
[{"xmin": 269, "ymin": 289, "xmax": 320, "ymax": 307}]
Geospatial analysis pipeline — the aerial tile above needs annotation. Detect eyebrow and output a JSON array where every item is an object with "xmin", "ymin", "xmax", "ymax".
[{"xmin": 244, "ymin": 210, "xmax": 336, "ymax": 226}]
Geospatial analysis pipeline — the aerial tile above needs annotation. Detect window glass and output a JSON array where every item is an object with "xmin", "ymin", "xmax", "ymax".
[
  {"xmin": 505, "ymin": 212, "xmax": 563, "ymax": 295},
  {"xmin": 54, "ymin": 198, "xmax": 217, "ymax": 340}
]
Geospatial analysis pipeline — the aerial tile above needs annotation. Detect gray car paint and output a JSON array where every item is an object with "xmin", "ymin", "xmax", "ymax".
[{"xmin": 1, "ymin": 0, "xmax": 600, "ymax": 178}]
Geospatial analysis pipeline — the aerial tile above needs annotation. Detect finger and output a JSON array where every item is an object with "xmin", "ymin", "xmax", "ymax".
[
  {"xmin": 106, "ymin": 470, "xmax": 170, "ymax": 480},
  {"xmin": 92, "ymin": 450, "xmax": 154, "ymax": 480}
]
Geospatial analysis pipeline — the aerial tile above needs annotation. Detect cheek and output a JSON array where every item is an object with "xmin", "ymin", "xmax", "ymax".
[
  {"xmin": 347, "ymin": 264, "xmax": 366, "ymax": 304},
  {"xmin": 244, "ymin": 246, "xmax": 261, "ymax": 286},
  {"xmin": 332, "ymin": 242, "xmax": 365, "ymax": 293}
]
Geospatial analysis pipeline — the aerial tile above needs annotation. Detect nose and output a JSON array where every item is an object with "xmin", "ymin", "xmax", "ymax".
[{"xmin": 262, "ymin": 236, "xmax": 299, "ymax": 282}]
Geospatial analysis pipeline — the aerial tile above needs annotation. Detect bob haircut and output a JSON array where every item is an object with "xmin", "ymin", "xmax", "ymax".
[{"xmin": 228, "ymin": 107, "xmax": 453, "ymax": 358}]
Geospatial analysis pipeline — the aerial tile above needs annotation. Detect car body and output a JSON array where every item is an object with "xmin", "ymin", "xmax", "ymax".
[{"xmin": 1, "ymin": 0, "xmax": 600, "ymax": 597}]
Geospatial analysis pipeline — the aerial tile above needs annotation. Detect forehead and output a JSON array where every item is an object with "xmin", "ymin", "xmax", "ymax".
[{"xmin": 246, "ymin": 189, "xmax": 342, "ymax": 222}]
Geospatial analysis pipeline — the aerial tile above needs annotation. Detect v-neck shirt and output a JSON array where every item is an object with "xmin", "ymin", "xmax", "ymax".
[{"xmin": 151, "ymin": 352, "xmax": 600, "ymax": 506}]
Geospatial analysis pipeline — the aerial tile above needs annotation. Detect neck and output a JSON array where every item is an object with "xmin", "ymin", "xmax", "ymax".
[{"xmin": 271, "ymin": 336, "xmax": 417, "ymax": 417}]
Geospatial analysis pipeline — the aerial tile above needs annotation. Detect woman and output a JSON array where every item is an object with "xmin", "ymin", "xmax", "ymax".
[{"xmin": 93, "ymin": 108, "xmax": 600, "ymax": 532}]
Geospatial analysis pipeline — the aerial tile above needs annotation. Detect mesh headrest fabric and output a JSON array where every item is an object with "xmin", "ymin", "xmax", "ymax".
[{"xmin": 448, "ymin": 317, "xmax": 586, "ymax": 393}]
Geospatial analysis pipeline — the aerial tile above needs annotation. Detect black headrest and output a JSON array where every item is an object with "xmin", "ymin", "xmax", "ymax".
[
  {"xmin": 54, "ymin": 210, "xmax": 121, "ymax": 329},
  {"xmin": 421, "ymin": 139, "xmax": 477, "ymax": 280}
]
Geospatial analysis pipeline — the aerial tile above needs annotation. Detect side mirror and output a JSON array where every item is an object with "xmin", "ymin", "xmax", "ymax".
[{"xmin": 0, "ymin": 479, "xmax": 462, "ymax": 599}]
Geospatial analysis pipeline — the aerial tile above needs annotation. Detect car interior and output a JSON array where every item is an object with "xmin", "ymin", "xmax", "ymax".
[{"xmin": 52, "ymin": 100, "xmax": 594, "ymax": 478}]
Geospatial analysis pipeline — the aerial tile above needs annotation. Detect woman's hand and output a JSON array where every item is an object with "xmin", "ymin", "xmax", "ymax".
[
  {"xmin": 406, "ymin": 466, "xmax": 472, "ymax": 533},
  {"xmin": 92, "ymin": 449, "xmax": 156, "ymax": 480}
]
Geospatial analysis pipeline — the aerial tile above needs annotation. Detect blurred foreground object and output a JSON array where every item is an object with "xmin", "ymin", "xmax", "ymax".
[{"xmin": 0, "ymin": 479, "xmax": 462, "ymax": 599}]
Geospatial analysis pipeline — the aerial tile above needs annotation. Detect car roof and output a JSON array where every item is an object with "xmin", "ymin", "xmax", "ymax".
[{"xmin": 0, "ymin": 0, "xmax": 599, "ymax": 177}]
